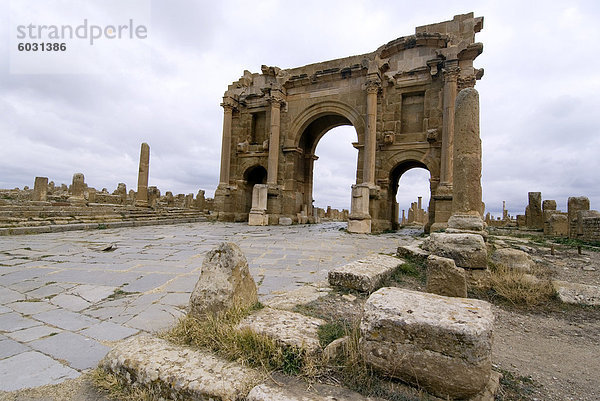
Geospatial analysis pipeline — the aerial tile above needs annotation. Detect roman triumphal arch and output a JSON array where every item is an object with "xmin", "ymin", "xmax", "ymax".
[{"xmin": 214, "ymin": 13, "xmax": 484, "ymax": 233}]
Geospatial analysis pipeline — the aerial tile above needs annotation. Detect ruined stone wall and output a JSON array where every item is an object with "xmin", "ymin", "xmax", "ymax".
[{"xmin": 581, "ymin": 217, "xmax": 600, "ymax": 242}]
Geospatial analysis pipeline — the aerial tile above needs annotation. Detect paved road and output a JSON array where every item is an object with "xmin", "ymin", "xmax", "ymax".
[{"xmin": 0, "ymin": 221, "xmax": 410, "ymax": 392}]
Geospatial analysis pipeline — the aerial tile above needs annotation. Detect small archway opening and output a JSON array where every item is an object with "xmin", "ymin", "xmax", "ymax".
[
  {"xmin": 243, "ymin": 165, "xmax": 267, "ymax": 214},
  {"xmin": 390, "ymin": 163, "xmax": 431, "ymax": 230}
]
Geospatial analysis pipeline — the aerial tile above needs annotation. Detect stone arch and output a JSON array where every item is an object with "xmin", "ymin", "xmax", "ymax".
[
  {"xmin": 241, "ymin": 164, "xmax": 267, "ymax": 214},
  {"xmin": 290, "ymin": 100, "xmax": 365, "ymax": 152}
]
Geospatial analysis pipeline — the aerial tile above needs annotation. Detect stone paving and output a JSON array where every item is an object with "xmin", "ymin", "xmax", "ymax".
[{"xmin": 0, "ymin": 221, "xmax": 410, "ymax": 392}]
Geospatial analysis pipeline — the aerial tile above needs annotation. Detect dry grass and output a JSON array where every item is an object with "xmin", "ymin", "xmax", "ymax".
[
  {"xmin": 160, "ymin": 303, "xmax": 313, "ymax": 376},
  {"xmin": 91, "ymin": 367, "xmax": 157, "ymax": 401},
  {"xmin": 488, "ymin": 263, "xmax": 556, "ymax": 307}
]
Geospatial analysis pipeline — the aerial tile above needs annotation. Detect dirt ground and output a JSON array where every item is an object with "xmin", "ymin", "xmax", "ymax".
[{"xmin": 2, "ymin": 229, "xmax": 599, "ymax": 401}]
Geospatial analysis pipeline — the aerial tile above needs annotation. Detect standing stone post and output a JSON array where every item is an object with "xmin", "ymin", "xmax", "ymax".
[
  {"xmin": 32, "ymin": 177, "xmax": 48, "ymax": 202},
  {"xmin": 527, "ymin": 192, "xmax": 543, "ymax": 230},
  {"xmin": 248, "ymin": 184, "xmax": 268, "ymax": 226},
  {"xmin": 447, "ymin": 88, "xmax": 484, "ymax": 232},
  {"xmin": 135, "ymin": 142, "xmax": 150, "ymax": 207},
  {"xmin": 568, "ymin": 197, "xmax": 590, "ymax": 238},
  {"xmin": 348, "ymin": 184, "xmax": 371, "ymax": 233},
  {"xmin": 68, "ymin": 173, "xmax": 86, "ymax": 205}
]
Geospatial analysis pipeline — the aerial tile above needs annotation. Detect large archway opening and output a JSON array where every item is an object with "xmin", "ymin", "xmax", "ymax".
[
  {"xmin": 390, "ymin": 162, "xmax": 431, "ymax": 230},
  {"xmin": 297, "ymin": 114, "xmax": 358, "ymax": 220},
  {"xmin": 243, "ymin": 165, "xmax": 267, "ymax": 214}
]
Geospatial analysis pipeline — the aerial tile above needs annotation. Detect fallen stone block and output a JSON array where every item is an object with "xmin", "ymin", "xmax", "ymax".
[
  {"xmin": 396, "ymin": 244, "xmax": 429, "ymax": 262},
  {"xmin": 553, "ymin": 280, "xmax": 600, "ymax": 306},
  {"xmin": 361, "ymin": 287, "xmax": 494, "ymax": 400},
  {"xmin": 237, "ymin": 308, "xmax": 325, "ymax": 355},
  {"xmin": 247, "ymin": 375, "xmax": 383, "ymax": 401},
  {"xmin": 265, "ymin": 282, "xmax": 331, "ymax": 311},
  {"xmin": 423, "ymin": 232, "xmax": 487, "ymax": 269},
  {"xmin": 100, "ymin": 335, "xmax": 261, "ymax": 400},
  {"xmin": 189, "ymin": 242, "xmax": 257, "ymax": 317},
  {"xmin": 328, "ymin": 254, "xmax": 403, "ymax": 293},
  {"xmin": 491, "ymin": 248, "xmax": 535, "ymax": 273},
  {"xmin": 426, "ymin": 255, "xmax": 467, "ymax": 297}
]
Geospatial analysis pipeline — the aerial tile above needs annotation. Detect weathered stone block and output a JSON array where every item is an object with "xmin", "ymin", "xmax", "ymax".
[
  {"xmin": 279, "ymin": 217, "xmax": 292, "ymax": 226},
  {"xmin": 237, "ymin": 308, "xmax": 325, "ymax": 355},
  {"xmin": 189, "ymin": 242, "xmax": 257, "ymax": 317},
  {"xmin": 553, "ymin": 280, "xmax": 600, "ymax": 306},
  {"xmin": 568, "ymin": 196, "xmax": 590, "ymax": 238},
  {"xmin": 422, "ymin": 232, "xmax": 487, "ymax": 269},
  {"xmin": 100, "ymin": 335, "xmax": 260, "ymax": 400},
  {"xmin": 328, "ymin": 254, "xmax": 402, "ymax": 293},
  {"xmin": 360, "ymin": 287, "xmax": 494, "ymax": 399},
  {"xmin": 426, "ymin": 255, "xmax": 467, "ymax": 297},
  {"xmin": 490, "ymin": 248, "xmax": 535, "ymax": 273},
  {"xmin": 546, "ymin": 213, "xmax": 568, "ymax": 236},
  {"xmin": 528, "ymin": 192, "xmax": 543, "ymax": 229}
]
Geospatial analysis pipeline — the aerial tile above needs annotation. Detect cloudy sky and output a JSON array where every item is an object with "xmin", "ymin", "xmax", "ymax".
[{"xmin": 1, "ymin": 0, "xmax": 598, "ymax": 217}]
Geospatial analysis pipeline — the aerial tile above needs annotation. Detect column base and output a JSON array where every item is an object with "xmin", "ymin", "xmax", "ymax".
[
  {"xmin": 248, "ymin": 210, "xmax": 268, "ymax": 226},
  {"xmin": 348, "ymin": 217, "xmax": 371, "ymax": 234}
]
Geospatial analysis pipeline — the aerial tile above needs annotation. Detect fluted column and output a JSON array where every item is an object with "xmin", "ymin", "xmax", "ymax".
[
  {"xmin": 363, "ymin": 77, "xmax": 380, "ymax": 186},
  {"xmin": 267, "ymin": 98, "xmax": 282, "ymax": 185},
  {"xmin": 219, "ymin": 100, "xmax": 235, "ymax": 186},
  {"xmin": 439, "ymin": 62, "xmax": 460, "ymax": 191}
]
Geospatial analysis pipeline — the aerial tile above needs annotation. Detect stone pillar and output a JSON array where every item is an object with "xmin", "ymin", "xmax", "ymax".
[
  {"xmin": 348, "ymin": 184, "xmax": 371, "ymax": 233},
  {"xmin": 528, "ymin": 192, "xmax": 543, "ymax": 230},
  {"xmin": 135, "ymin": 142, "xmax": 150, "ymax": 207},
  {"xmin": 148, "ymin": 186, "xmax": 160, "ymax": 208},
  {"xmin": 69, "ymin": 173, "xmax": 86, "ymax": 204},
  {"xmin": 363, "ymin": 77, "xmax": 380, "ymax": 186},
  {"xmin": 195, "ymin": 190, "xmax": 206, "ymax": 210},
  {"xmin": 447, "ymin": 87, "xmax": 484, "ymax": 233},
  {"xmin": 114, "ymin": 183, "xmax": 127, "ymax": 204},
  {"xmin": 219, "ymin": 98, "xmax": 235, "ymax": 186},
  {"xmin": 32, "ymin": 177, "xmax": 48, "ymax": 202},
  {"xmin": 568, "ymin": 197, "xmax": 590, "ymax": 238},
  {"xmin": 88, "ymin": 188, "xmax": 96, "ymax": 203},
  {"xmin": 502, "ymin": 201, "xmax": 508, "ymax": 220},
  {"xmin": 248, "ymin": 184, "xmax": 268, "ymax": 226},
  {"xmin": 439, "ymin": 63, "xmax": 460, "ymax": 193},
  {"xmin": 267, "ymin": 97, "xmax": 282, "ymax": 185},
  {"xmin": 305, "ymin": 155, "xmax": 317, "ymax": 215}
]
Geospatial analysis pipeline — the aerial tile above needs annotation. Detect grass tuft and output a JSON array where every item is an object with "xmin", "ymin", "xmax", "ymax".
[
  {"xmin": 91, "ymin": 367, "xmax": 156, "ymax": 401},
  {"xmin": 488, "ymin": 264, "xmax": 556, "ymax": 307}
]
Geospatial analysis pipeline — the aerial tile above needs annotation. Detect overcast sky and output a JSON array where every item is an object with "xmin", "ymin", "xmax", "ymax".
[{"xmin": 1, "ymin": 0, "xmax": 598, "ymax": 217}]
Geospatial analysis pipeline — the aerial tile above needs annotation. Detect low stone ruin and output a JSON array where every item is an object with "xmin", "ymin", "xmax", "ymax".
[{"xmin": 400, "ymin": 195, "xmax": 428, "ymax": 226}]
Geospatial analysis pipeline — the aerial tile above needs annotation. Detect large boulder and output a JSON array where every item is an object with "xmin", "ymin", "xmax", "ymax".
[
  {"xmin": 360, "ymin": 287, "xmax": 494, "ymax": 399},
  {"xmin": 426, "ymin": 255, "xmax": 467, "ymax": 298},
  {"xmin": 422, "ymin": 232, "xmax": 487, "ymax": 269},
  {"xmin": 189, "ymin": 242, "xmax": 257, "ymax": 317},
  {"xmin": 490, "ymin": 248, "xmax": 535, "ymax": 273}
]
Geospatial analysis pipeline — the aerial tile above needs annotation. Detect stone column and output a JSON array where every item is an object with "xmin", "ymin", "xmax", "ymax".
[
  {"xmin": 69, "ymin": 173, "xmax": 86, "ymax": 205},
  {"xmin": 32, "ymin": 177, "xmax": 48, "ymax": 202},
  {"xmin": 439, "ymin": 63, "xmax": 460, "ymax": 192},
  {"xmin": 527, "ymin": 192, "xmax": 543, "ymax": 230},
  {"xmin": 135, "ymin": 142, "xmax": 150, "ymax": 207},
  {"xmin": 219, "ymin": 99, "xmax": 235, "ymax": 186},
  {"xmin": 267, "ymin": 97, "xmax": 282, "ymax": 185},
  {"xmin": 447, "ymin": 87, "xmax": 484, "ymax": 232},
  {"xmin": 305, "ymin": 154, "xmax": 318, "ymax": 215},
  {"xmin": 363, "ymin": 77, "xmax": 380, "ymax": 186},
  {"xmin": 568, "ymin": 196, "xmax": 590, "ymax": 238}
]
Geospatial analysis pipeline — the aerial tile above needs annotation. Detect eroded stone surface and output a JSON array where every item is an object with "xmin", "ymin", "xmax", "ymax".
[
  {"xmin": 426, "ymin": 255, "xmax": 467, "ymax": 297},
  {"xmin": 553, "ymin": 280, "xmax": 600, "ymax": 306},
  {"xmin": 237, "ymin": 308, "xmax": 325, "ymax": 354},
  {"xmin": 100, "ymin": 335, "xmax": 261, "ymax": 400},
  {"xmin": 247, "ymin": 379, "xmax": 383, "ymax": 401},
  {"xmin": 361, "ymin": 287, "xmax": 494, "ymax": 399},
  {"xmin": 188, "ymin": 242, "xmax": 257, "ymax": 317},
  {"xmin": 491, "ymin": 248, "xmax": 535, "ymax": 273},
  {"xmin": 328, "ymin": 254, "xmax": 403, "ymax": 293},
  {"xmin": 423, "ymin": 232, "xmax": 487, "ymax": 269}
]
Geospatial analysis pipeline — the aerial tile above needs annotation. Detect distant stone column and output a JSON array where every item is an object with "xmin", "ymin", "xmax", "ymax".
[
  {"xmin": 69, "ymin": 173, "xmax": 86, "ymax": 205},
  {"xmin": 439, "ymin": 63, "xmax": 460, "ymax": 193},
  {"xmin": 135, "ymin": 142, "xmax": 150, "ymax": 207},
  {"xmin": 219, "ymin": 98, "xmax": 235, "ymax": 186},
  {"xmin": 447, "ymin": 87, "xmax": 484, "ymax": 232},
  {"xmin": 528, "ymin": 192, "xmax": 543, "ymax": 229},
  {"xmin": 32, "ymin": 177, "xmax": 48, "ymax": 202},
  {"xmin": 267, "ymin": 97, "xmax": 282, "ymax": 185},
  {"xmin": 363, "ymin": 77, "xmax": 380, "ymax": 186}
]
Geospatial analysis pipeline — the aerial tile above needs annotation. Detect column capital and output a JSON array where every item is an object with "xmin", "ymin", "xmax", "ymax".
[
  {"xmin": 220, "ymin": 96, "xmax": 237, "ymax": 111},
  {"xmin": 442, "ymin": 62, "xmax": 460, "ymax": 83},
  {"xmin": 365, "ymin": 75, "xmax": 382, "ymax": 94}
]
